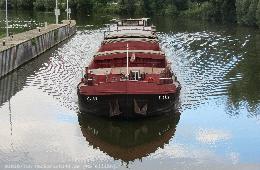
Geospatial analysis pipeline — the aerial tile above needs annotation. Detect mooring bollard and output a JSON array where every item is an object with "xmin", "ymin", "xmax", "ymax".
[{"xmin": 9, "ymin": 32, "xmax": 13, "ymax": 40}]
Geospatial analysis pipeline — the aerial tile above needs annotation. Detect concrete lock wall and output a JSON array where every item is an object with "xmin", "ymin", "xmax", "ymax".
[
  {"xmin": 0, "ymin": 46, "xmax": 54, "ymax": 107},
  {"xmin": 0, "ymin": 20, "xmax": 76, "ymax": 78}
]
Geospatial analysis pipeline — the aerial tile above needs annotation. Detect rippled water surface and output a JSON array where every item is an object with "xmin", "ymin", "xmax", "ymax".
[{"xmin": 0, "ymin": 14, "xmax": 260, "ymax": 169}]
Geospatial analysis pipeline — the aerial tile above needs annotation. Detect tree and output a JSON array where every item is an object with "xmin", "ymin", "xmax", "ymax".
[
  {"xmin": 222, "ymin": 0, "xmax": 236, "ymax": 22},
  {"xmin": 256, "ymin": 0, "xmax": 260, "ymax": 27},
  {"xmin": 44, "ymin": 0, "xmax": 55, "ymax": 11},
  {"xmin": 76, "ymin": 0, "xmax": 94, "ymax": 13},
  {"xmin": 236, "ymin": 0, "xmax": 259, "ymax": 26},
  {"xmin": 142, "ymin": 0, "xmax": 153, "ymax": 15},
  {"xmin": 174, "ymin": 0, "xmax": 190, "ymax": 10},
  {"xmin": 246, "ymin": 0, "xmax": 258, "ymax": 26},
  {"xmin": 0, "ymin": 0, "xmax": 15, "ymax": 9},
  {"xmin": 126, "ymin": 0, "xmax": 136, "ymax": 15},
  {"xmin": 16, "ymin": 0, "xmax": 35, "ymax": 9},
  {"xmin": 69, "ymin": 0, "xmax": 77, "ymax": 11},
  {"xmin": 236, "ymin": 0, "xmax": 243, "ymax": 23},
  {"xmin": 34, "ymin": 0, "xmax": 45, "ymax": 10}
]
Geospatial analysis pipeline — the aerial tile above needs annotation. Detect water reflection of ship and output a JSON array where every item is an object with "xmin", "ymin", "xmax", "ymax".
[{"xmin": 78, "ymin": 111, "xmax": 181, "ymax": 162}]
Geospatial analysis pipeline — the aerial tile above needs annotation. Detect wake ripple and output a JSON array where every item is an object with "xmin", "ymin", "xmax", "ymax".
[
  {"xmin": 25, "ymin": 30, "xmax": 104, "ymax": 111},
  {"xmin": 159, "ymin": 31, "xmax": 249, "ymax": 110}
]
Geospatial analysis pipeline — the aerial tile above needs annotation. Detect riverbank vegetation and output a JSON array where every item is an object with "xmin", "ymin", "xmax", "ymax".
[{"xmin": 0, "ymin": 0, "xmax": 260, "ymax": 27}]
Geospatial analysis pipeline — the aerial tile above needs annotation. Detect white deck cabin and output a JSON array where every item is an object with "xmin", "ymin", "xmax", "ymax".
[{"xmin": 105, "ymin": 18, "xmax": 156, "ymax": 38}]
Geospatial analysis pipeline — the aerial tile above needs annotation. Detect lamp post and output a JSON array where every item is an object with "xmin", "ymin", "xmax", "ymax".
[
  {"xmin": 6, "ymin": 0, "xmax": 9, "ymax": 37},
  {"xmin": 66, "ymin": 0, "xmax": 71, "ymax": 20},
  {"xmin": 55, "ymin": 0, "xmax": 60, "ymax": 24},
  {"xmin": 66, "ymin": 0, "xmax": 69, "ymax": 20}
]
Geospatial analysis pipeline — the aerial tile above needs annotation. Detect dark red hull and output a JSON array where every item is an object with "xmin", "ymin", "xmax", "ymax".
[{"xmin": 77, "ymin": 88, "xmax": 180, "ymax": 119}]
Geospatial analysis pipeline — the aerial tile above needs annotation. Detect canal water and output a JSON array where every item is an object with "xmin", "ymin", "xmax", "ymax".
[{"xmin": 0, "ymin": 11, "xmax": 260, "ymax": 169}]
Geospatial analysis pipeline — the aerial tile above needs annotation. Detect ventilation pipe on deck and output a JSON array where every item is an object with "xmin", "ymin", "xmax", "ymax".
[{"xmin": 84, "ymin": 67, "xmax": 89, "ymax": 84}]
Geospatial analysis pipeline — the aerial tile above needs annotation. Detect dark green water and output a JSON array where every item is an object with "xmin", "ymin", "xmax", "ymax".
[{"xmin": 0, "ymin": 11, "xmax": 260, "ymax": 169}]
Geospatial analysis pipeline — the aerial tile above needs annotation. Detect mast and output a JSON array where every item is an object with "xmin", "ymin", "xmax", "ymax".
[{"xmin": 127, "ymin": 43, "xmax": 129, "ymax": 79}]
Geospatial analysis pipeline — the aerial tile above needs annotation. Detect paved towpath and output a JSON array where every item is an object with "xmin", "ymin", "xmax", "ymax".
[{"xmin": 0, "ymin": 20, "xmax": 76, "ymax": 52}]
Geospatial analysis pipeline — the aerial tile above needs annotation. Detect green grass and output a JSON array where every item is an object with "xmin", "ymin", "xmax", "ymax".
[{"xmin": 0, "ymin": 33, "xmax": 5, "ymax": 39}]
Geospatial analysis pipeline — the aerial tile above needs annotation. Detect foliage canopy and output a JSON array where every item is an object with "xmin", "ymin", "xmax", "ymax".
[{"xmin": 0, "ymin": 0, "xmax": 260, "ymax": 27}]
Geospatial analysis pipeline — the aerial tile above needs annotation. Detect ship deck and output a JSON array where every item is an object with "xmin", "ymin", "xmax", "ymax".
[{"xmin": 78, "ymin": 81, "xmax": 179, "ymax": 96}]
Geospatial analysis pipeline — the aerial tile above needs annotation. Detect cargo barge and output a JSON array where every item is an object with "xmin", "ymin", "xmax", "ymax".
[{"xmin": 77, "ymin": 18, "xmax": 181, "ymax": 118}]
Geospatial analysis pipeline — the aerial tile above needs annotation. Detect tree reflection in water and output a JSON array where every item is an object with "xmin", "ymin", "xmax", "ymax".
[{"xmin": 225, "ymin": 33, "xmax": 260, "ymax": 117}]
